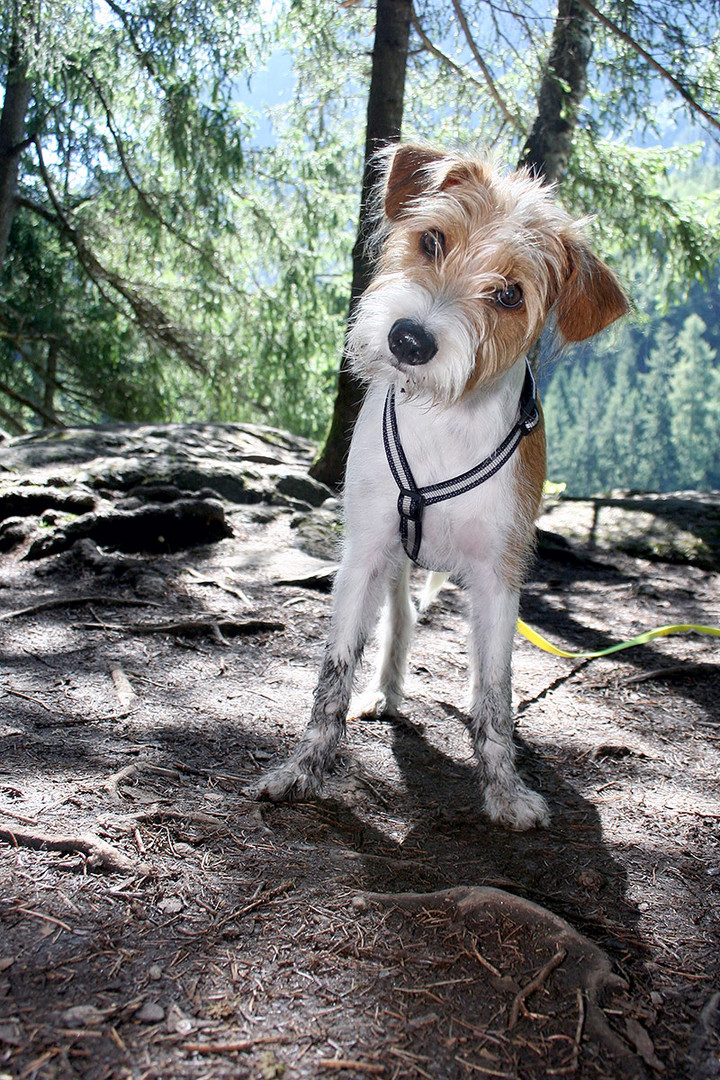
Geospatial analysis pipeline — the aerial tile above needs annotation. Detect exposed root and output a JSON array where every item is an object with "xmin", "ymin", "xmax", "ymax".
[
  {"xmin": 0, "ymin": 595, "xmax": 160, "ymax": 622},
  {"xmin": 76, "ymin": 616, "xmax": 284, "ymax": 643},
  {"xmin": 0, "ymin": 823, "xmax": 140, "ymax": 873},
  {"xmin": 363, "ymin": 886, "xmax": 642, "ymax": 1074}
]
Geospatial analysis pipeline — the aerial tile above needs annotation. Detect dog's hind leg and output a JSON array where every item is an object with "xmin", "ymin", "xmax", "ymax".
[
  {"xmin": 467, "ymin": 580, "xmax": 550, "ymax": 831},
  {"xmin": 255, "ymin": 550, "xmax": 394, "ymax": 802},
  {"xmin": 417, "ymin": 570, "xmax": 448, "ymax": 614},
  {"xmin": 351, "ymin": 557, "xmax": 416, "ymax": 718}
]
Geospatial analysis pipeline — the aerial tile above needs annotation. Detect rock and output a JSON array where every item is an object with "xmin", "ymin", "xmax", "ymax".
[
  {"xmin": 538, "ymin": 491, "xmax": 720, "ymax": 570},
  {"xmin": 136, "ymin": 1001, "xmax": 165, "ymax": 1024},
  {"xmin": 0, "ymin": 483, "xmax": 96, "ymax": 522},
  {"xmin": 0, "ymin": 516, "xmax": 35, "ymax": 552},
  {"xmin": 274, "ymin": 472, "xmax": 333, "ymax": 508},
  {"xmin": 62, "ymin": 1004, "xmax": 105, "ymax": 1027},
  {"xmin": 157, "ymin": 896, "xmax": 184, "ymax": 914},
  {"xmin": 291, "ymin": 504, "xmax": 343, "ymax": 561},
  {"xmin": 0, "ymin": 1019, "xmax": 23, "ymax": 1045},
  {"xmin": 25, "ymin": 497, "xmax": 232, "ymax": 559}
]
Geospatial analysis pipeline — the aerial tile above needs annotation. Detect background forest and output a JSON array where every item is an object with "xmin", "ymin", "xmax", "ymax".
[{"xmin": 1, "ymin": 0, "xmax": 719, "ymax": 496}]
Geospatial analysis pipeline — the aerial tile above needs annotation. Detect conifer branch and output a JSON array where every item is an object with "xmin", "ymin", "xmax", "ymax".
[{"xmin": 576, "ymin": 0, "xmax": 720, "ymax": 133}]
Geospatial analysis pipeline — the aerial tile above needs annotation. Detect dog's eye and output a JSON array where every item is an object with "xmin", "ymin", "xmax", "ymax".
[
  {"xmin": 496, "ymin": 283, "xmax": 524, "ymax": 309},
  {"xmin": 420, "ymin": 230, "xmax": 445, "ymax": 261}
]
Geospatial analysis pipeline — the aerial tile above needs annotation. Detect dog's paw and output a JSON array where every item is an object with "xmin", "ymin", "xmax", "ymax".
[
  {"xmin": 348, "ymin": 688, "xmax": 400, "ymax": 719},
  {"xmin": 253, "ymin": 762, "xmax": 321, "ymax": 803},
  {"xmin": 484, "ymin": 782, "xmax": 550, "ymax": 831}
]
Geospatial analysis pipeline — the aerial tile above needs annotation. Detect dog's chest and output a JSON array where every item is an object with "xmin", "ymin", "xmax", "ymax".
[{"xmin": 346, "ymin": 384, "xmax": 522, "ymax": 570}]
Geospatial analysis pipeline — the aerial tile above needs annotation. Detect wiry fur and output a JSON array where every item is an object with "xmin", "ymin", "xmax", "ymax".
[{"xmin": 256, "ymin": 144, "xmax": 628, "ymax": 830}]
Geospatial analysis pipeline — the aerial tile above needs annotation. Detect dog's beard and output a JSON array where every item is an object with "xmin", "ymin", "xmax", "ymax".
[{"xmin": 347, "ymin": 279, "xmax": 480, "ymax": 406}]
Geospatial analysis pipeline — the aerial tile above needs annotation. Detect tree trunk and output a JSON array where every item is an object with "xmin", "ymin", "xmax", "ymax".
[
  {"xmin": 309, "ymin": 0, "xmax": 413, "ymax": 491},
  {"xmin": 518, "ymin": 0, "xmax": 594, "ymax": 375},
  {"xmin": 517, "ymin": 0, "xmax": 594, "ymax": 183},
  {"xmin": 42, "ymin": 342, "xmax": 60, "ymax": 428},
  {"xmin": 0, "ymin": 38, "xmax": 31, "ymax": 268}
]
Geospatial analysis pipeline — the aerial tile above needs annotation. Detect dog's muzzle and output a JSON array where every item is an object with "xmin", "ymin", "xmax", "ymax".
[{"xmin": 388, "ymin": 319, "xmax": 438, "ymax": 366}]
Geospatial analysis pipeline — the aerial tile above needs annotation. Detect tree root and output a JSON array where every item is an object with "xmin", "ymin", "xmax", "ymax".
[
  {"xmin": 99, "ymin": 760, "xmax": 185, "ymax": 801},
  {"xmin": 363, "ymin": 885, "xmax": 644, "ymax": 1076},
  {"xmin": 76, "ymin": 616, "xmax": 284, "ymax": 643},
  {"xmin": 0, "ymin": 822, "xmax": 142, "ymax": 874},
  {"xmin": 0, "ymin": 595, "xmax": 160, "ymax": 622}
]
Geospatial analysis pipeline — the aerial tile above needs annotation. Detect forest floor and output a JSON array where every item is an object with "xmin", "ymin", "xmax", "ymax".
[{"xmin": 0, "ymin": 421, "xmax": 718, "ymax": 1080}]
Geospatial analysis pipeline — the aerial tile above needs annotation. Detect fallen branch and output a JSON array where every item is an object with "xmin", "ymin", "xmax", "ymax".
[
  {"xmin": 0, "ymin": 824, "xmax": 138, "ymax": 873},
  {"xmin": 507, "ymin": 948, "xmax": 567, "ymax": 1030}
]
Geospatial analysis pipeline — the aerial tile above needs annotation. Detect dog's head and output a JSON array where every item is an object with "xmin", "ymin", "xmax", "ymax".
[{"xmin": 347, "ymin": 144, "xmax": 629, "ymax": 404}]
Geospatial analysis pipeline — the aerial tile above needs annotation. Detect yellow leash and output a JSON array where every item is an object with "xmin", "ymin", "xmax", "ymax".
[{"xmin": 516, "ymin": 618, "xmax": 720, "ymax": 659}]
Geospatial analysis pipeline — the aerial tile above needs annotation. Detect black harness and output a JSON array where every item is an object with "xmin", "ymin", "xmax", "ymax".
[{"xmin": 382, "ymin": 358, "xmax": 540, "ymax": 567}]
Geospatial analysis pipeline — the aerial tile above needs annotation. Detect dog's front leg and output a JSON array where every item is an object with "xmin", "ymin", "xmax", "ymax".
[
  {"xmin": 255, "ymin": 552, "xmax": 392, "ymax": 802},
  {"xmin": 467, "ymin": 581, "xmax": 550, "ymax": 830},
  {"xmin": 351, "ymin": 557, "xmax": 415, "ymax": 718}
]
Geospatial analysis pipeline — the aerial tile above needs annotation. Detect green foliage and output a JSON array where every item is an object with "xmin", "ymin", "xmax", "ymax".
[
  {"xmin": 544, "ymin": 303, "xmax": 720, "ymax": 496},
  {"xmin": 0, "ymin": 0, "xmax": 718, "ymax": 464}
]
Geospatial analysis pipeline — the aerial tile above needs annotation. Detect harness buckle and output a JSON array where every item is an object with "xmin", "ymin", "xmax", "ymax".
[
  {"xmin": 398, "ymin": 489, "xmax": 424, "ymax": 523},
  {"xmin": 520, "ymin": 403, "xmax": 540, "ymax": 434}
]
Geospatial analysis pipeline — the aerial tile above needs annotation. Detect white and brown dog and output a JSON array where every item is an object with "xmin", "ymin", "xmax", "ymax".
[{"xmin": 257, "ymin": 144, "xmax": 628, "ymax": 830}]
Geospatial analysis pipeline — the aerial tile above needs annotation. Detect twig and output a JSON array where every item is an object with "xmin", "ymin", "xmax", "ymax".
[
  {"xmin": 575, "ymin": 0, "xmax": 720, "ymax": 133},
  {"xmin": 14, "ymin": 906, "xmax": 75, "ymax": 933},
  {"xmin": 184, "ymin": 1033, "xmax": 300, "ymax": 1055},
  {"xmin": 318, "ymin": 1060, "xmax": 386, "ymax": 1075},
  {"xmin": 547, "ymin": 988, "xmax": 586, "ymax": 1075},
  {"xmin": 453, "ymin": 1059, "xmax": 513, "ymax": 1077},
  {"xmin": 448, "ymin": 0, "xmax": 519, "ymax": 128},
  {"xmin": 0, "ymin": 824, "xmax": 137, "ymax": 873},
  {"xmin": 0, "ymin": 596, "xmax": 159, "ymax": 622},
  {"xmin": 507, "ymin": 948, "xmax": 567, "ymax": 1030},
  {"xmin": 0, "ymin": 805, "xmax": 40, "ymax": 826},
  {"xmin": 110, "ymin": 666, "xmax": 138, "ymax": 709},
  {"xmin": 183, "ymin": 567, "xmax": 252, "ymax": 605},
  {"xmin": 1, "ymin": 686, "xmax": 64, "ymax": 715},
  {"xmin": 215, "ymin": 880, "xmax": 294, "ymax": 930},
  {"xmin": 470, "ymin": 938, "xmax": 503, "ymax": 979},
  {"xmin": 75, "ymin": 617, "xmax": 284, "ymax": 642}
]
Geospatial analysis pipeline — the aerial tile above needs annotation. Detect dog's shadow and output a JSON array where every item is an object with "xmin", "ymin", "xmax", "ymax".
[{"xmin": 340, "ymin": 703, "xmax": 638, "ymax": 952}]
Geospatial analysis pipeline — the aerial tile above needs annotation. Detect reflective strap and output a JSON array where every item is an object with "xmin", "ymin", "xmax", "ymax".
[{"xmin": 383, "ymin": 359, "xmax": 539, "ymax": 565}]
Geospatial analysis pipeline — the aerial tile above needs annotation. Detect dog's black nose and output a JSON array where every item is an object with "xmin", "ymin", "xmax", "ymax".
[{"xmin": 388, "ymin": 319, "xmax": 438, "ymax": 366}]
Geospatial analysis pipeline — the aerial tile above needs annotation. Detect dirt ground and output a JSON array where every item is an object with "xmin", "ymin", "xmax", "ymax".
[{"xmin": 0, "ymin": 423, "xmax": 718, "ymax": 1080}]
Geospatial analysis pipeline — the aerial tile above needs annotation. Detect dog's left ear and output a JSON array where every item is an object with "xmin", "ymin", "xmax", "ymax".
[{"xmin": 554, "ymin": 241, "xmax": 629, "ymax": 342}]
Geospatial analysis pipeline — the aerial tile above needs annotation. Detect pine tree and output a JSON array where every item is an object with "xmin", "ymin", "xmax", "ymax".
[
  {"xmin": 636, "ymin": 323, "xmax": 679, "ymax": 491},
  {"xmin": 669, "ymin": 315, "xmax": 718, "ymax": 490},
  {"xmin": 596, "ymin": 349, "xmax": 641, "ymax": 491}
]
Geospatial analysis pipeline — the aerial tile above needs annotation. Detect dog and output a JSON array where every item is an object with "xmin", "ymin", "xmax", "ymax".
[{"xmin": 257, "ymin": 144, "xmax": 628, "ymax": 829}]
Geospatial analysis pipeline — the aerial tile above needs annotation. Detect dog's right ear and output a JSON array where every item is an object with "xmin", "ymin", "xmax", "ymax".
[
  {"xmin": 384, "ymin": 145, "xmax": 445, "ymax": 219},
  {"xmin": 554, "ymin": 240, "xmax": 630, "ymax": 342}
]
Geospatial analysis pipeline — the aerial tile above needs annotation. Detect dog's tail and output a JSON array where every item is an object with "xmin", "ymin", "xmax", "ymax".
[{"xmin": 417, "ymin": 571, "xmax": 449, "ymax": 613}]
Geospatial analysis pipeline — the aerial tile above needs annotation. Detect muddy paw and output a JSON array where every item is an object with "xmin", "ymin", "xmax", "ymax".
[
  {"xmin": 484, "ymin": 782, "xmax": 550, "ymax": 831},
  {"xmin": 254, "ymin": 762, "xmax": 321, "ymax": 803},
  {"xmin": 348, "ymin": 688, "xmax": 400, "ymax": 720}
]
